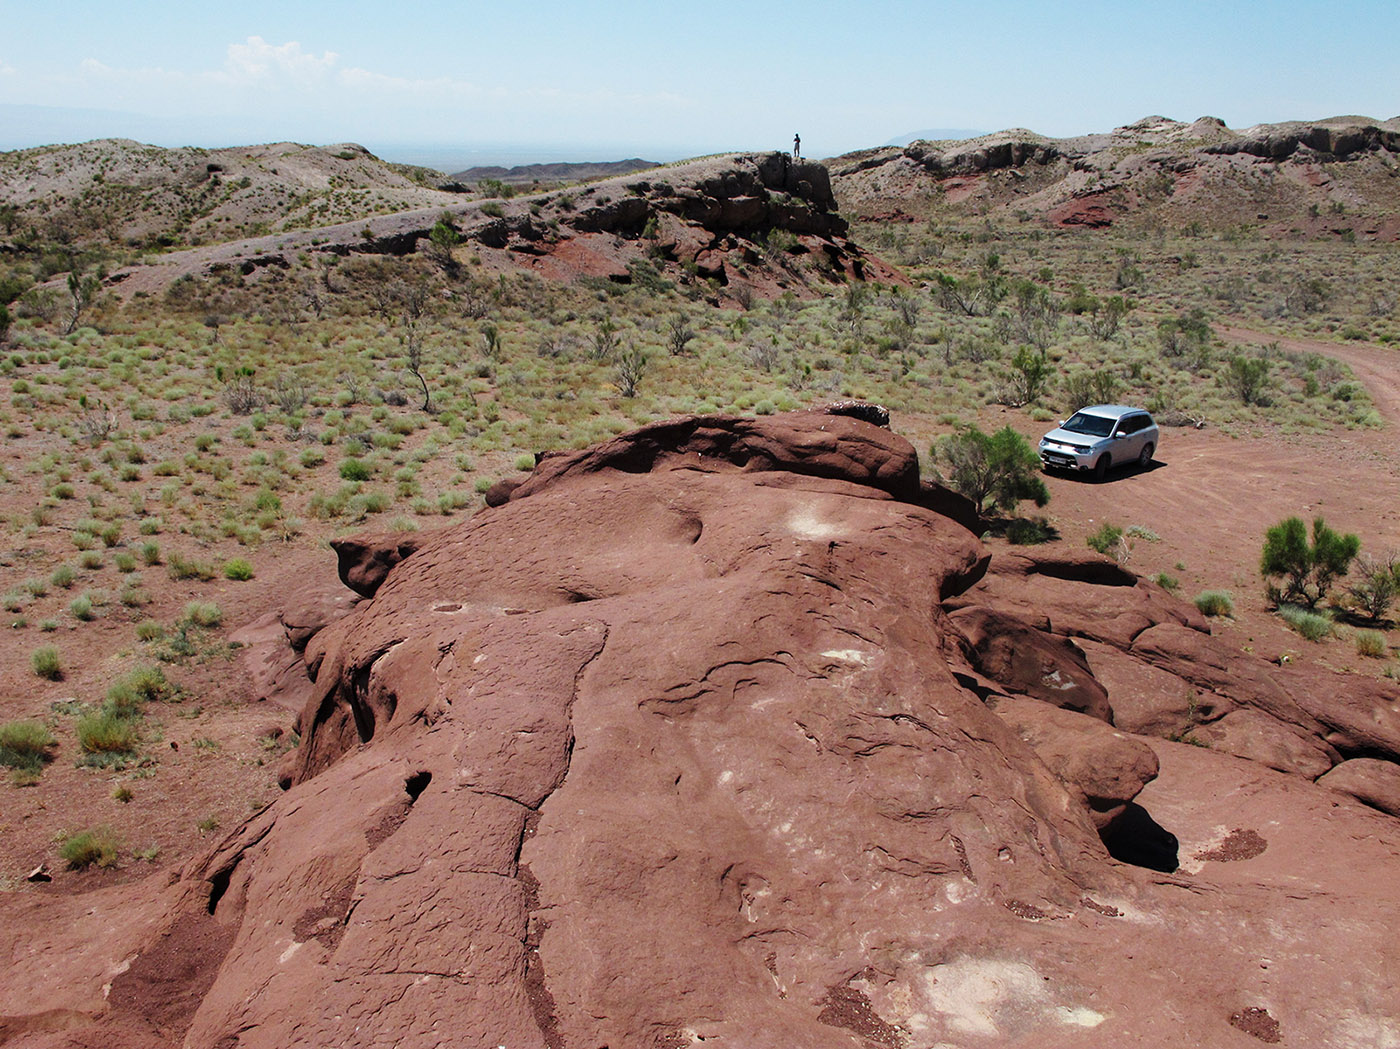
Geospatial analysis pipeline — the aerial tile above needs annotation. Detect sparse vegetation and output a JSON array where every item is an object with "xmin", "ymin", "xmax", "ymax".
[
  {"xmin": 1277, "ymin": 603, "xmax": 1334, "ymax": 641},
  {"xmin": 0, "ymin": 720, "xmax": 57, "ymax": 774},
  {"xmin": 60, "ymin": 826, "xmax": 122, "ymax": 869},
  {"xmin": 1194, "ymin": 591, "xmax": 1235, "ymax": 617},
  {"xmin": 31, "ymin": 645, "xmax": 62, "ymax": 680}
]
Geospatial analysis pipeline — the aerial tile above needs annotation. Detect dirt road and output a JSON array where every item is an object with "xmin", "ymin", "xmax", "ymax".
[{"xmin": 1005, "ymin": 326, "xmax": 1400, "ymax": 665}]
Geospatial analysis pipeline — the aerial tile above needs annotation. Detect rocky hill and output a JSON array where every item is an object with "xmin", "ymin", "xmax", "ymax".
[
  {"xmin": 105, "ymin": 152, "xmax": 898, "ymax": 305},
  {"xmin": 829, "ymin": 114, "xmax": 1400, "ymax": 238},
  {"xmin": 0, "ymin": 139, "xmax": 463, "ymax": 250},
  {"xmin": 2, "ymin": 407, "xmax": 1396, "ymax": 1047}
]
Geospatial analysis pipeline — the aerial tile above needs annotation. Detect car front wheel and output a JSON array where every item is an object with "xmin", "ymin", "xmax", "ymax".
[{"xmin": 1093, "ymin": 455, "xmax": 1110, "ymax": 480}]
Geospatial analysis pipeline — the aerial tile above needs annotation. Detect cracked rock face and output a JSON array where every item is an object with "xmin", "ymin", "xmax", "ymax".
[{"xmin": 8, "ymin": 410, "xmax": 1400, "ymax": 1049}]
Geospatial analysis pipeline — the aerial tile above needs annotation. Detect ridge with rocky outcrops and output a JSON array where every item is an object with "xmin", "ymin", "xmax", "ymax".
[
  {"xmin": 830, "ymin": 114, "xmax": 1400, "ymax": 237},
  {"xmin": 2, "ymin": 406, "xmax": 1397, "ymax": 1049},
  {"xmin": 89, "ymin": 152, "xmax": 899, "ymax": 306}
]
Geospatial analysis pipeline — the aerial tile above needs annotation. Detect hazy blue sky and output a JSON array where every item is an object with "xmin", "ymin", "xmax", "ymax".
[{"xmin": 2, "ymin": 0, "xmax": 1396, "ymax": 165}]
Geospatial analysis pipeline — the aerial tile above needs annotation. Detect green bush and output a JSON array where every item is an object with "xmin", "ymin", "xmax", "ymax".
[
  {"xmin": 60, "ymin": 826, "xmax": 122, "ymax": 869},
  {"xmin": 68, "ymin": 594, "xmax": 94, "ymax": 621},
  {"xmin": 1261, "ymin": 516, "xmax": 1359, "ymax": 609},
  {"xmin": 933, "ymin": 425, "xmax": 1049, "ymax": 514},
  {"xmin": 0, "ymin": 720, "xmax": 56, "ymax": 771},
  {"xmin": 1005, "ymin": 516, "xmax": 1053, "ymax": 545},
  {"xmin": 76, "ymin": 712, "xmax": 141, "ymax": 755},
  {"xmin": 1087, "ymin": 523, "xmax": 1125, "ymax": 558},
  {"xmin": 224, "ymin": 558, "xmax": 254, "ymax": 581},
  {"xmin": 31, "ymin": 645, "xmax": 62, "ymax": 680},
  {"xmin": 1356, "ymin": 630, "xmax": 1388, "ymax": 658},
  {"xmin": 104, "ymin": 665, "xmax": 173, "ymax": 717},
  {"xmin": 167, "ymin": 552, "xmax": 216, "ymax": 581},
  {"xmin": 1277, "ymin": 603, "xmax": 1333, "ymax": 641},
  {"xmin": 339, "ymin": 458, "xmax": 373, "ymax": 481},
  {"xmin": 1194, "ymin": 590, "xmax": 1235, "ymax": 617},
  {"xmin": 182, "ymin": 601, "xmax": 223, "ymax": 628}
]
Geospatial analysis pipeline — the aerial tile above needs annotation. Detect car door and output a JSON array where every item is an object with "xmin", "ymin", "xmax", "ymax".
[{"xmin": 1116, "ymin": 414, "xmax": 1145, "ymax": 460}]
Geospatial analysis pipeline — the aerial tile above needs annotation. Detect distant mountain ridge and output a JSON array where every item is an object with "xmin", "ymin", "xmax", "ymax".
[{"xmin": 450, "ymin": 158, "xmax": 660, "ymax": 186}]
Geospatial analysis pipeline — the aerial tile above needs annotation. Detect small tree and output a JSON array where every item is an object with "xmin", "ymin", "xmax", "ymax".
[
  {"xmin": 935, "ymin": 425, "xmax": 1049, "ymax": 514},
  {"xmin": 614, "ymin": 344, "xmax": 647, "ymax": 398},
  {"xmin": 1224, "ymin": 354, "xmax": 1270, "ymax": 405},
  {"xmin": 426, "ymin": 212, "xmax": 461, "ymax": 275},
  {"xmin": 0, "ymin": 302, "xmax": 10, "ymax": 343},
  {"xmin": 666, "ymin": 314, "xmax": 696, "ymax": 356},
  {"xmin": 1087, "ymin": 295, "xmax": 1128, "ymax": 339},
  {"xmin": 1260, "ymin": 516, "xmax": 1360, "ymax": 609},
  {"xmin": 64, "ymin": 271, "xmax": 101, "ymax": 335},
  {"xmin": 1347, "ymin": 553, "xmax": 1400, "ymax": 623},
  {"xmin": 997, "ymin": 345, "xmax": 1050, "ymax": 407}
]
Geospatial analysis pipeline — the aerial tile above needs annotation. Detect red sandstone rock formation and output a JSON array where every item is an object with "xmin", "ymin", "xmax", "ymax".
[{"xmin": 3, "ymin": 408, "xmax": 1398, "ymax": 1049}]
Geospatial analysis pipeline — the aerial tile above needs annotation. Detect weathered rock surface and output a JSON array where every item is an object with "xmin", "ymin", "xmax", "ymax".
[
  {"xmin": 1318, "ymin": 757, "xmax": 1400, "ymax": 816},
  {"xmin": 3, "ymin": 409, "xmax": 1399, "ymax": 1049}
]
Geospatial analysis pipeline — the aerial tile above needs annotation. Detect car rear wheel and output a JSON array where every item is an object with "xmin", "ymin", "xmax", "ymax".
[
  {"xmin": 1093, "ymin": 455, "xmax": 1110, "ymax": 480},
  {"xmin": 1138, "ymin": 443, "xmax": 1154, "ymax": 468}
]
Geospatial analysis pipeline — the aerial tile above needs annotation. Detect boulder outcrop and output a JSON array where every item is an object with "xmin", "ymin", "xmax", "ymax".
[{"xmin": 3, "ymin": 408, "xmax": 1398, "ymax": 1049}]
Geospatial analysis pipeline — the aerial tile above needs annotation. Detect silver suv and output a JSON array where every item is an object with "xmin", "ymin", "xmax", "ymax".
[{"xmin": 1039, "ymin": 405, "xmax": 1158, "ymax": 478}]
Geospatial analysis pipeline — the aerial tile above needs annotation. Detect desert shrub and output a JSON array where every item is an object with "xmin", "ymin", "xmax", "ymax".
[
  {"xmin": 50, "ymin": 564, "xmax": 75, "ymax": 589},
  {"xmin": 139, "ymin": 541, "xmax": 161, "ymax": 564},
  {"xmin": 1277, "ymin": 603, "xmax": 1333, "ymax": 641},
  {"xmin": 1005, "ymin": 516, "xmax": 1053, "ymax": 545},
  {"xmin": 1194, "ymin": 590, "xmax": 1235, "ymax": 617},
  {"xmin": 1260, "ymin": 516, "xmax": 1359, "ymax": 608},
  {"xmin": 76, "ymin": 712, "xmax": 141, "ymax": 755},
  {"xmin": 1356, "ymin": 630, "xmax": 1388, "ymax": 658},
  {"xmin": 1060, "ymin": 366, "xmax": 1120, "ymax": 413},
  {"xmin": 167, "ymin": 552, "xmax": 216, "ymax": 581},
  {"xmin": 114, "ymin": 552, "xmax": 137, "ymax": 573},
  {"xmin": 60, "ymin": 826, "xmax": 122, "ymax": 869},
  {"xmin": 68, "ymin": 594, "xmax": 94, "ymax": 620},
  {"xmin": 339, "ymin": 458, "xmax": 373, "ymax": 481},
  {"xmin": 107, "ymin": 665, "xmax": 173, "ymax": 709},
  {"xmin": 78, "ymin": 550, "xmax": 103, "ymax": 570},
  {"xmin": 513, "ymin": 453, "xmax": 536, "ymax": 471},
  {"xmin": 224, "ymin": 558, "xmax": 254, "ymax": 581},
  {"xmin": 182, "ymin": 601, "xmax": 223, "ymax": 628},
  {"xmin": 135, "ymin": 620, "xmax": 165, "ymax": 641},
  {"xmin": 0, "ymin": 720, "xmax": 56, "ymax": 771},
  {"xmin": 31, "ymin": 645, "xmax": 62, "ymax": 680},
  {"xmin": 1347, "ymin": 553, "xmax": 1400, "ymax": 623},
  {"xmin": 1086, "ymin": 523, "xmax": 1125, "ymax": 558},
  {"xmin": 1154, "ymin": 572, "xmax": 1181, "ymax": 593},
  {"xmin": 933, "ymin": 425, "xmax": 1048, "ymax": 514},
  {"xmin": 614, "ymin": 345, "xmax": 647, "ymax": 397},
  {"xmin": 1224, "ymin": 354, "xmax": 1271, "ymax": 405}
]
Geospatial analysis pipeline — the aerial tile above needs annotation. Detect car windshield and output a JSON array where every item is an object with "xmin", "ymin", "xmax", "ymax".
[{"xmin": 1061, "ymin": 412, "xmax": 1116, "ymax": 437}]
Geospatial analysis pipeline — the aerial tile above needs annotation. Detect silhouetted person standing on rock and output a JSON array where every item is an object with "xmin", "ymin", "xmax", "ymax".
[{"xmin": 793, "ymin": 133, "xmax": 801, "ymax": 160}]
